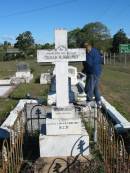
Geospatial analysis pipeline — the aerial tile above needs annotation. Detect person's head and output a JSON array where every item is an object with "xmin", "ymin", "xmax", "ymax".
[{"xmin": 84, "ymin": 41, "xmax": 93, "ymax": 52}]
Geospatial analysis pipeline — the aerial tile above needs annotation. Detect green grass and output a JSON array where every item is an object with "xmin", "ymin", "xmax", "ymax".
[
  {"xmin": 10, "ymin": 83, "xmax": 49, "ymax": 100},
  {"xmin": 0, "ymin": 99, "xmax": 17, "ymax": 123},
  {"xmin": 0, "ymin": 59, "xmax": 130, "ymax": 122},
  {"xmin": 101, "ymin": 64, "xmax": 130, "ymax": 121},
  {"xmin": 0, "ymin": 59, "xmax": 51, "ymax": 122},
  {"xmin": 0, "ymin": 59, "xmax": 53, "ymax": 79}
]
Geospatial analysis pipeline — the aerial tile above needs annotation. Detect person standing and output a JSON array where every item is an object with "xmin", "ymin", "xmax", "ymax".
[{"xmin": 84, "ymin": 42, "xmax": 103, "ymax": 108}]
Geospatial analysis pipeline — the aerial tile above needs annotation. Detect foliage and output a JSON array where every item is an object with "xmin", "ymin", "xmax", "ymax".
[
  {"xmin": 0, "ymin": 48, "xmax": 6, "ymax": 61},
  {"xmin": 0, "ymin": 99, "xmax": 17, "ymax": 123},
  {"xmin": 36, "ymin": 43, "xmax": 54, "ymax": 49},
  {"xmin": 15, "ymin": 31, "xmax": 35, "ymax": 50},
  {"xmin": 68, "ymin": 28, "xmax": 81, "ymax": 48},
  {"xmin": 0, "ymin": 43, "xmax": 11, "ymax": 61},
  {"xmin": 112, "ymin": 29, "xmax": 128, "ymax": 53},
  {"xmin": 14, "ymin": 31, "xmax": 35, "ymax": 58},
  {"xmin": 3, "ymin": 41, "xmax": 11, "ymax": 50},
  {"xmin": 68, "ymin": 22, "xmax": 111, "ymax": 51}
]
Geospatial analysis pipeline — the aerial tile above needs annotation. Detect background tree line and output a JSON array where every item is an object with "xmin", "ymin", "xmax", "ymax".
[
  {"xmin": 68, "ymin": 22, "xmax": 130, "ymax": 52},
  {"xmin": 0, "ymin": 22, "xmax": 130, "ymax": 61}
]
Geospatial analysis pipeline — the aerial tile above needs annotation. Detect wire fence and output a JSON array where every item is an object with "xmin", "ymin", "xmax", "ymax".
[
  {"xmin": 82, "ymin": 106, "xmax": 130, "ymax": 173},
  {"xmin": 0, "ymin": 111, "xmax": 25, "ymax": 173},
  {"xmin": 0, "ymin": 105, "xmax": 130, "ymax": 173},
  {"xmin": 104, "ymin": 53, "xmax": 130, "ymax": 66}
]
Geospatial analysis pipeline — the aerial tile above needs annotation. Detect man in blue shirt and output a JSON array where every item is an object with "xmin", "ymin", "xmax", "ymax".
[{"xmin": 84, "ymin": 42, "xmax": 103, "ymax": 108}]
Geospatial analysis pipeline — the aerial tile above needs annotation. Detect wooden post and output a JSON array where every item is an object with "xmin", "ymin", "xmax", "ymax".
[
  {"xmin": 104, "ymin": 52, "xmax": 106, "ymax": 65},
  {"xmin": 110, "ymin": 52, "xmax": 111, "ymax": 64},
  {"xmin": 114, "ymin": 53, "xmax": 116, "ymax": 65},
  {"xmin": 125, "ymin": 54, "xmax": 127, "ymax": 66}
]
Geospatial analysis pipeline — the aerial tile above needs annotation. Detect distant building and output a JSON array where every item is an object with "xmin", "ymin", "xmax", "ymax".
[{"xmin": 6, "ymin": 48, "xmax": 21, "ymax": 54}]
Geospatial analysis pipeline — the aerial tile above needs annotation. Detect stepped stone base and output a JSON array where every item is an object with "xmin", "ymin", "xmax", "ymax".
[{"xmin": 39, "ymin": 128, "xmax": 89, "ymax": 157}]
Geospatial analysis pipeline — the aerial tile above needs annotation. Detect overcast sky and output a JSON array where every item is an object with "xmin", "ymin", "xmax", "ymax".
[{"xmin": 0, "ymin": 0, "xmax": 130, "ymax": 44}]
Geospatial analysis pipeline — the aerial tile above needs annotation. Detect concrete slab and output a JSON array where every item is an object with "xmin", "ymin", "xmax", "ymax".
[
  {"xmin": 0, "ymin": 86, "xmax": 13, "ymax": 97},
  {"xmin": 39, "ymin": 128, "xmax": 89, "ymax": 157}
]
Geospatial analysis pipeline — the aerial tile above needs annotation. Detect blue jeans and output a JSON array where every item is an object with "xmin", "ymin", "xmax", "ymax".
[{"xmin": 85, "ymin": 74, "xmax": 101, "ymax": 103}]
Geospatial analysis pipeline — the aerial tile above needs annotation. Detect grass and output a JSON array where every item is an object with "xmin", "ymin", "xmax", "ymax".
[
  {"xmin": 101, "ymin": 64, "xmax": 130, "ymax": 121},
  {"xmin": 0, "ymin": 59, "xmax": 51, "ymax": 122},
  {"xmin": 0, "ymin": 58, "xmax": 130, "ymax": 122},
  {"xmin": 10, "ymin": 83, "xmax": 49, "ymax": 100},
  {"xmin": 0, "ymin": 59, "xmax": 53, "ymax": 80},
  {"xmin": 0, "ymin": 99, "xmax": 17, "ymax": 123}
]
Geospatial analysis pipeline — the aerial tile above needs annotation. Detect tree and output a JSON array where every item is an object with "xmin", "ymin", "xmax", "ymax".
[
  {"xmin": 68, "ymin": 28, "xmax": 81, "ymax": 48},
  {"xmin": 3, "ymin": 41, "xmax": 11, "ymax": 50},
  {"xmin": 68, "ymin": 22, "xmax": 111, "ymax": 51},
  {"xmin": 112, "ymin": 29, "xmax": 128, "ymax": 53},
  {"xmin": 41, "ymin": 43, "xmax": 54, "ymax": 49},
  {"xmin": 14, "ymin": 31, "xmax": 35, "ymax": 58},
  {"xmin": 82, "ymin": 22, "xmax": 110, "ymax": 41}
]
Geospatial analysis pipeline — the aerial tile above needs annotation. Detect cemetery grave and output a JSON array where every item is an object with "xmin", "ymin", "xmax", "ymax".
[
  {"xmin": 0, "ymin": 29, "xmax": 130, "ymax": 173},
  {"xmin": 47, "ymin": 65, "xmax": 86, "ymax": 105},
  {"xmin": 37, "ymin": 29, "xmax": 89, "ymax": 160},
  {"xmin": 0, "ymin": 79, "xmax": 16, "ymax": 98},
  {"xmin": 13, "ymin": 62, "xmax": 33, "ymax": 83},
  {"xmin": 0, "ymin": 86, "xmax": 13, "ymax": 97},
  {"xmin": 40, "ymin": 73, "xmax": 51, "ymax": 84},
  {"xmin": 0, "ymin": 62, "xmax": 34, "ymax": 99}
]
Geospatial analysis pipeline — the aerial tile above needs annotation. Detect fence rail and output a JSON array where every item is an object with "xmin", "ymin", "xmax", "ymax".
[
  {"xmin": 1, "ymin": 111, "xmax": 24, "ymax": 173},
  {"xmin": 0, "ymin": 105, "xmax": 130, "ymax": 173},
  {"xmin": 82, "ymin": 106, "xmax": 130, "ymax": 173},
  {"xmin": 97, "ymin": 108, "xmax": 130, "ymax": 173},
  {"xmin": 104, "ymin": 53, "xmax": 130, "ymax": 65}
]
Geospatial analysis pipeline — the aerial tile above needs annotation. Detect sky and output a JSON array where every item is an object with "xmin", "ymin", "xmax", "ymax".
[{"xmin": 0, "ymin": 0, "xmax": 130, "ymax": 44}]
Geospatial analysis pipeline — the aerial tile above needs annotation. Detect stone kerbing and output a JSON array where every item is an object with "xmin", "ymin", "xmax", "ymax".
[
  {"xmin": 0, "ymin": 99, "xmax": 38, "ymax": 132},
  {"xmin": 101, "ymin": 96, "xmax": 130, "ymax": 129}
]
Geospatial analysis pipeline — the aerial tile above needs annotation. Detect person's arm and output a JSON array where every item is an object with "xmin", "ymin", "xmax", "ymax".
[{"xmin": 86, "ymin": 52, "xmax": 93, "ymax": 66}]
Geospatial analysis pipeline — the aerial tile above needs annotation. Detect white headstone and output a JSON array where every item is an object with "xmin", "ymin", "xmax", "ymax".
[
  {"xmin": 15, "ymin": 63, "xmax": 33, "ymax": 83},
  {"xmin": 37, "ymin": 29, "xmax": 86, "ymax": 108},
  {"xmin": 37, "ymin": 29, "xmax": 89, "ymax": 158},
  {"xmin": 40, "ymin": 73, "xmax": 51, "ymax": 84},
  {"xmin": 68, "ymin": 66, "xmax": 78, "ymax": 85}
]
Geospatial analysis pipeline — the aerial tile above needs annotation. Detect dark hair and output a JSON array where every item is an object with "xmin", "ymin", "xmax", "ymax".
[{"xmin": 84, "ymin": 40, "xmax": 94, "ymax": 47}]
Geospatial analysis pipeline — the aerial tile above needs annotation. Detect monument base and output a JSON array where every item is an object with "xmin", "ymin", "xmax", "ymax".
[
  {"xmin": 52, "ymin": 105, "xmax": 77, "ymax": 119},
  {"xmin": 39, "ymin": 128, "xmax": 89, "ymax": 157}
]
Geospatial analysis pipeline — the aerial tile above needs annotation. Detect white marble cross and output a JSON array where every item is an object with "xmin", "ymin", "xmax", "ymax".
[{"xmin": 37, "ymin": 29, "xmax": 86, "ymax": 108}]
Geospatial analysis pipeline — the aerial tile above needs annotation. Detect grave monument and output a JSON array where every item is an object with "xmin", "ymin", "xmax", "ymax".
[
  {"xmin": 37, "ymin": 29, "xmax": 89, "ymax": 157},
  {"xmin": 15, "ymin": 63, "xmax": 33, "ymax": 83}
]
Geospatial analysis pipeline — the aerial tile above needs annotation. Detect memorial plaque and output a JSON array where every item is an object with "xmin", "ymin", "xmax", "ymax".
[
  {"xmin": 52, "ymin": 106, "xmax": 75, "ymax": 119},
  {"xmin": 46, "ymin": 118, "xmax": 81, "ymax": 135},
  {"xmin": 37, "ymin": 48, "xmax": 86, "ymax": 63}
]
